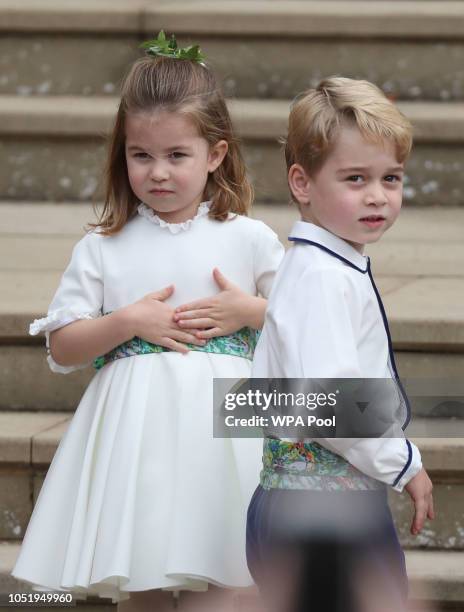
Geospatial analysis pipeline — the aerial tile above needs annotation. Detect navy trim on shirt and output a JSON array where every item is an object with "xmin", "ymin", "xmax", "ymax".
[
  {"xmin": 393, "ymin": 440, "xmax": 413, "ymax": 488},
  {"xmin": 288, "ymin": 237, "xmax": 368, "ymax": 273},
  {"xmin": 289, "ymin": 237, "xmax": 411, "ymax": 430},
  {"xmin": 367, "ymin": 260, "xmax": 411, "ymax": 430}
]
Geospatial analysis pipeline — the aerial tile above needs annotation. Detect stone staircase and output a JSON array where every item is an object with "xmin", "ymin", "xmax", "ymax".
[{"xmin": 1, "ymin": 1, "xmax": 464, "ymax": 610}]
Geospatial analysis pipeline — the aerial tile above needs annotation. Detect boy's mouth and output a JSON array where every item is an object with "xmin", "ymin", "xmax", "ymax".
[{"xmin": 359, "ymin": 215, "xmax": 386, "ymax": 228}]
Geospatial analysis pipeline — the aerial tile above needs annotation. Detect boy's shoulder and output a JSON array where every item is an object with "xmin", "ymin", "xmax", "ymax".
[
  {"xmin": 285, "ymin": 220, "xmax": 369, "ymax": 278},
  {"xmin": 280, "ymin": 244, "xmax": 361, "ymax": 298}
]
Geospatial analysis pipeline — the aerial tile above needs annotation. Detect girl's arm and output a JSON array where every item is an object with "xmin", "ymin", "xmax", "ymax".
[
  {"xmin": 49, "ymin": 308, "xmax": 135, "ymax": 367},
  {"xmin": 50, "ymin": 285, "xmax": 206, "ymax": 367},
  {"xmin": 174, "ymin": 268, "xmax": 267, "ymax": 338}
]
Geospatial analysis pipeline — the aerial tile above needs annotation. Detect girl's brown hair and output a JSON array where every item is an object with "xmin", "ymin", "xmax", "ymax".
[{"xmin": 89, "ymin": 56, "xmax": 253, "ymax": 235}]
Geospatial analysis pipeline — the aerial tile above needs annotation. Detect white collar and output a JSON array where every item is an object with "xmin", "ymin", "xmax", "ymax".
[
  {"xmin": 288, "ymin": 221, "xmax": 369, "ymax": 273},
  {"xmin": 137, "ymin": 201, "xmax": 210, "ymax": 234}
]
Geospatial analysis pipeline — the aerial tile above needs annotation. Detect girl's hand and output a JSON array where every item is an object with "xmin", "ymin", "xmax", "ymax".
[
  {"xmin": 404, "ymin": 467, "xmax": 435, "ymax": 535},
  {"xmin": 174, "ymin": 268, "xmax": 267, "ymax": 339},
  {"xmin": 124, "ymin": 285, "xmax": 206, "ymax": 354}
]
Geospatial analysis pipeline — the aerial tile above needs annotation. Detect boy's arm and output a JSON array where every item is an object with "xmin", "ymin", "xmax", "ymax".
[
  {"xmin": 256, "ymin": 265, "xmax": 422, "ymax": 491},
  {"xmin": 319, "ymin": 437, "xmax": 422, "ymax": 492}
]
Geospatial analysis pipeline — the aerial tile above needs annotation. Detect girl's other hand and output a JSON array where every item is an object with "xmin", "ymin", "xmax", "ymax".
[
  {"xmin": 174, "ymin": 268, "xmax": 266, "ymax": 339},
  {"xmin": 404, "ymin": 467, "xmax": 434, "ymax": 535},
  {"xmin": 124, "ymin": 285, "xmax": 206, "ymax": 354}
]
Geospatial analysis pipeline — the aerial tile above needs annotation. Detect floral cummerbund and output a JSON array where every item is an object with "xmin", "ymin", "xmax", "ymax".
[
  {"xmin": 93, "ymin": 325, "xmax": 259, "ymax": 370},
  {"xmin": 260, "ymin": 437, "xmax": 384, "ymax": 491}
]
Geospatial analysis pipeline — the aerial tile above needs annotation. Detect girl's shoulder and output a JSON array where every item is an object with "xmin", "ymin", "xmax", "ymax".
[
  {"xmin": 80, "ymin": 214, "xmax": 142, "ymax": 244},
  {"xmin": 221, "ymin": 214, "xmax": 285, "ymax": 274},
  {"xmin": 67, "ymin": 216, "xmax": 141, "ymax": 266},
  {"xmin": 221, "ymin": 213, "xmax": 280, "ymax": 241},
  {"xmin": 68, "ymin": 226, "xmax": 104, "ymax": 255}
]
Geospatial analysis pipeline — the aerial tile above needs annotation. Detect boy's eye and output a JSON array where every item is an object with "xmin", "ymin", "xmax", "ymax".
[
  {"xmin": 347, "ymin": 175, "xmax": 363, "ymax": 183},
  {"xmin": 169, "ymin": 152, "xmax": 186, "ymax": 159},
  {"xmin": 384, "ymin": 174, "xmax": 402, "ymax": 183}
]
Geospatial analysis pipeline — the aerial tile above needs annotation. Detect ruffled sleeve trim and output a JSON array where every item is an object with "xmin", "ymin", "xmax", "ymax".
[
  {"xmin": 29, "ymin": 308, "xmax": 99, "ymax": 336},
  {"xmin": 30, "ymin": 308, "xmax": 101, "ymax": 374}
]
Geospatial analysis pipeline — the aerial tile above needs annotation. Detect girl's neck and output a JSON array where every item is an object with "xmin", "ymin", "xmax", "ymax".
[
  {"xmin": 138, "ymin": 201, "xmax": 210, "ymax": 230},
  {"xmin": 144, "ymin": 199, "xmax": 207, "ymax": 225}
]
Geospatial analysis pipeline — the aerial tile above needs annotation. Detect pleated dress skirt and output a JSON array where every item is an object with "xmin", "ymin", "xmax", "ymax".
[{"xmin": 12, "ymin": 351, "xmax": 262, "ymax": 602}]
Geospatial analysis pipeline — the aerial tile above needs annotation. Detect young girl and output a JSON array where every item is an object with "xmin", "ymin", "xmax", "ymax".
[{"xmin": 12, "ymin": 35, "xmax": 284, "ymax": 610}]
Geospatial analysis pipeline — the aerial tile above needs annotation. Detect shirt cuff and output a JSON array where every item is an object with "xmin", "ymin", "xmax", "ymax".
[{"xmin": 391, "ymin": 439, "xmax": 423, "ymax": 492}]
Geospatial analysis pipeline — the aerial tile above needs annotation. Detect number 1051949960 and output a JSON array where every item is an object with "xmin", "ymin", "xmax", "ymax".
[{"xmin": 0, "ymin": 592, "xmax": 74, "ymax": 607}]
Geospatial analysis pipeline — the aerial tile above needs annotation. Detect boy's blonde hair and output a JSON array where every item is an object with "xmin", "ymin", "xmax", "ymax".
[
  {"xmin": 89, "ymin": 56, "xmax": 252, "ymax": 235},
  {"xmin": 285, "ymin": 77, "xmax": 413, "ymax": 180}
]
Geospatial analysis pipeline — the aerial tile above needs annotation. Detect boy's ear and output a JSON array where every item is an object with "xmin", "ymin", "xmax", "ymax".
[
  {"xmin": 208, "ymin": 140, "xmax": 228, "ymax": 172},
  {"xmin": 288, "ymin": 163, "xmax": 311, "ymax": 205}
]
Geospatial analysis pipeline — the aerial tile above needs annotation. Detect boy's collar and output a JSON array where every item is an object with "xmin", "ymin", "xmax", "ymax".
[{"xmin": 288, "ymin": 221, "xmax": 369, "ymax": 273}]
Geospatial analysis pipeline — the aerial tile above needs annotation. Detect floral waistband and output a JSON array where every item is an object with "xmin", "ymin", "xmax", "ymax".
[
  {"xmin": 260, "ymin": 437, "xmax": 383, "ymax": 492},
  {"xmin": 93, "ymin": 325, "xmax": 259, "ymax": 370}
]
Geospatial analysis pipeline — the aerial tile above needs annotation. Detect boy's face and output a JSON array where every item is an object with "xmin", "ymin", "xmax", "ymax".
[{"xmin": 289, "ymin": 125, "xmax": 405, "ymax": 252}]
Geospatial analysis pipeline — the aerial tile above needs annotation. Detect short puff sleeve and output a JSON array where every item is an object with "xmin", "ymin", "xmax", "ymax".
[{"xmin": 29, "ymin": 232, "xmax": 104, "ymax": 374}]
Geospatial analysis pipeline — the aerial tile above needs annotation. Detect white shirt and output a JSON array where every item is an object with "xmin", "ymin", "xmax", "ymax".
[{"xmin": 252, "ymin": 220, "xmax": 422, "ymax": 492}]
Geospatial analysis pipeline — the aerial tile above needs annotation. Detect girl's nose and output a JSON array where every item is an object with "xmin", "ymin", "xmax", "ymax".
[{"xmin": 150, "ymin": 160, "xmax": 169, "ymax": 181}]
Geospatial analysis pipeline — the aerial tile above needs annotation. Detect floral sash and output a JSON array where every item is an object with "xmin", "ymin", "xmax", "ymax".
[
  {"xmin": 93, "ymin": 326, "xmax": 258, "ymax": 370},
  {"xmin": 260, "ymin": 437, "xmax": 383, "ymax": 491}
]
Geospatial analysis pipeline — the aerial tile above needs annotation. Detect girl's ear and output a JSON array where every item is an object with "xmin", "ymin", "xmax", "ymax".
[
  {"xmin": 288, "ymin": 163, "xmax": 311, "ymax": 205},
  {"xmin": 207, "ymin": 140, "xmax": 228, "ymax": 173}
]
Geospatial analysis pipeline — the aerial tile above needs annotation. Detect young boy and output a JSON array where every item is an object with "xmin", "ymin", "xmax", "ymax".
[{"xmin": 247, "ymin": 77, "xmax": 434, "ymax": 611}]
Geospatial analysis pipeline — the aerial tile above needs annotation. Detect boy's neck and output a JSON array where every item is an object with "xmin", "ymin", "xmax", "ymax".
[{"xmin": 299, "ymin": 215, "xmax": 365, "ymax": 254}]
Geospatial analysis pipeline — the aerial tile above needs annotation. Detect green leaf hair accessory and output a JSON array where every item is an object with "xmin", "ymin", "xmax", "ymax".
[{"xmin": 140, "ymin": 31, "xmax": 206, "ymax": 65}]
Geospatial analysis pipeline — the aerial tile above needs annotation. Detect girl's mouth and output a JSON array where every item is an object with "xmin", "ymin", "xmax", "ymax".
[
  {"xmin": 149, "ymin": 189, "xmax": 173, "ymax": 195},
  {"xmin": 359, "ymin": 215, "xmax": 386, "ymax": 229}
]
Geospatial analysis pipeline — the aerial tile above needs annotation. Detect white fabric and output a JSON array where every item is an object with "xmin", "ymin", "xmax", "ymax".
[
  {"xmin": 136, "ymin": 200, "xmax": 210, "ymax": 234},
  {"xmin": 252, "ymin": 220, "xmax": 422, "ymax": 493},
  {"xmin": 13, "ymin": 206, "xmax": 285, "ymax": 601}
]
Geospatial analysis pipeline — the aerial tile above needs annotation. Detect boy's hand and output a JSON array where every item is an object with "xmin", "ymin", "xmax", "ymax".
[
  {"xmin": 174, "ymin": 268, "xmax": 260, "ymax": 338},
  {"xmin": 124, "ymin": 286, "xmax": 206, "ymax": 354},
  {"xmin": 404, "ymin": 467, "xmax": 434, "ymax": 535}
]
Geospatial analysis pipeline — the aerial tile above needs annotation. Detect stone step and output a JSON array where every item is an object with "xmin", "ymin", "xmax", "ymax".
[
  {"xmin": 1, "ymin": 1, "xmax": 464, "ymax": 101},
  {"xmin": 0, "ymin": 543, "xmax": 463, "ymax": 609},
  {"xmin": 0, "ymin": 410, "xmax": 462, "ymax": 549},
  {"xmin": 1, "ymin": 96, "xmax": 464, "ymax": 205},
  {"xmin": 3, "ymin": 347, "xmax": 464, "ymax": 414},
  {"xmin": 2, "ymin": 202, "xmax": 463, "ymax": 339},
  {"xmin": 1, "ymin": 203, "xmax": 463, "ymax": 411}
]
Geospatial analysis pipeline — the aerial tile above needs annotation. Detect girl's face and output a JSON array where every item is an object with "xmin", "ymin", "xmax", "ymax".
[
  {"xmin": 125, "ymin": 111, "xmax": 227, "ymax": 224},
  {"xmin": 288, "ymin": 125, "xmax": 404, "ymax": 253}
]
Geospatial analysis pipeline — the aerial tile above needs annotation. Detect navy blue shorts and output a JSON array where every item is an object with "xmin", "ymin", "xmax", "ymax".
[{"xmin": 246, "ymin": 485, "xmax": 408, "ymax": 611}]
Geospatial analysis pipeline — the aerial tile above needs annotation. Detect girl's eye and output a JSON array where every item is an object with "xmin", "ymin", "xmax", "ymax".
[
  {"xmin": 169, "ymin": 152, "xmax": 186, "ymax": 160},
  {"xmin": 134, "ymin": 152, "xmax": 149, "ymax": 159},
  {"xmin": 384, "ymin": 175, "xmax": 402, "ymax": 183},
  {"xmin": 347, "ymin": 175, "xmax": 363, "ymax": 183}
]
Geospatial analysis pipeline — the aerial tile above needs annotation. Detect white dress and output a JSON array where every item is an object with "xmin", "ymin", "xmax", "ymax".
[{"xmin": 12, "ymin": 202, "xmax": 284, "ymax": 602}]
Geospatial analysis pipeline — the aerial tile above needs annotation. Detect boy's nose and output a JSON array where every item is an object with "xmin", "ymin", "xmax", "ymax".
[{"xmin": 365, "ymin": 185, "xmax": 387, "ymax": 206}]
